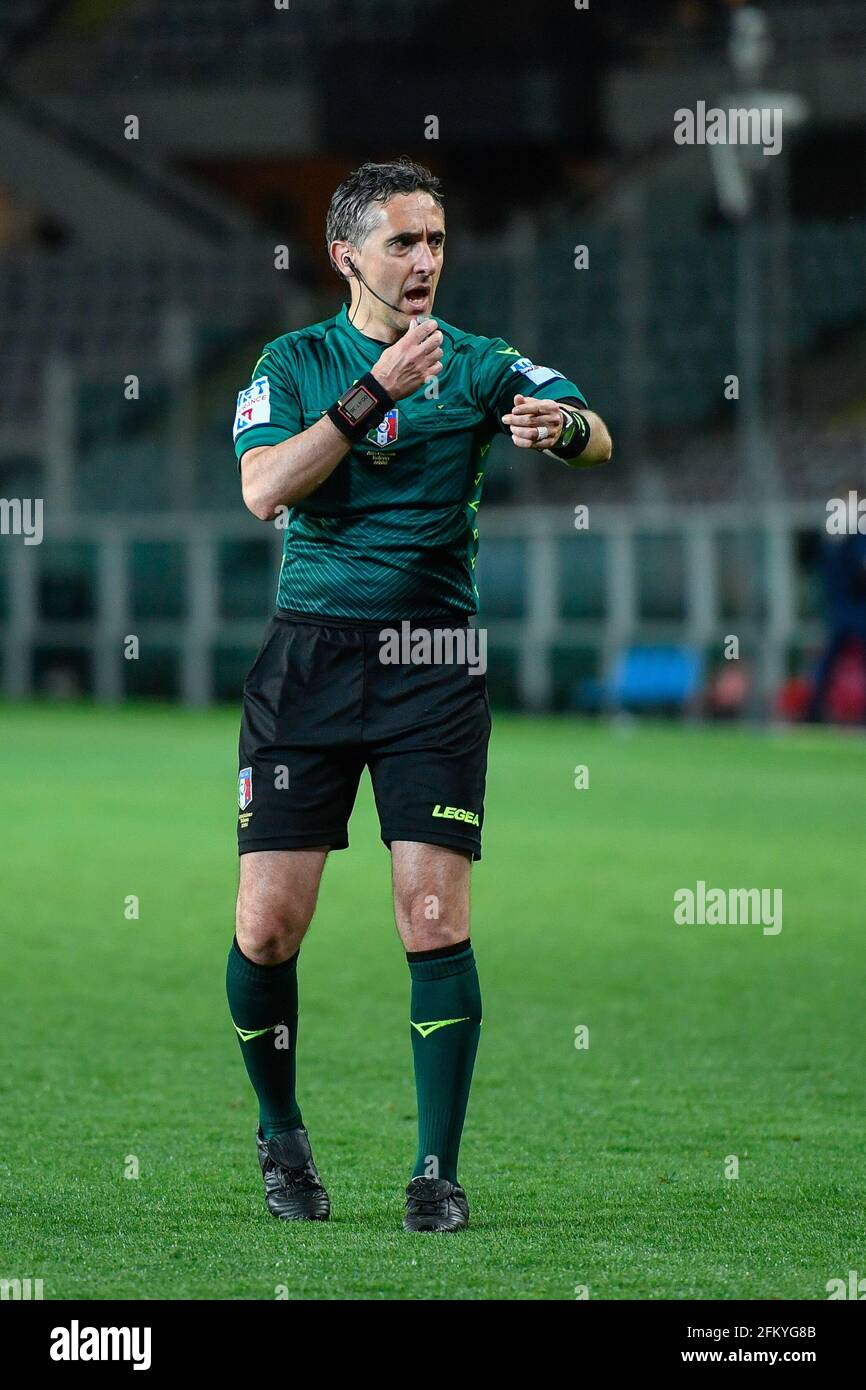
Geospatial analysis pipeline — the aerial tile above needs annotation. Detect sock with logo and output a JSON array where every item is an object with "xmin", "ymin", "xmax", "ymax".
[
  {"xmin": 226, "ymin": 936, "xmax": 302, "ymax": 1139},
  {"xmin": 407, "ymin": 939, "xmax": 482, "ymax": 1185}
]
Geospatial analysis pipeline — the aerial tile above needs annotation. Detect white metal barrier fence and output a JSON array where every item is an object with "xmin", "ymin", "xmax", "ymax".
[{"xmin": 0, "ymin": 502, "xmax": 826, "ymax": 709}]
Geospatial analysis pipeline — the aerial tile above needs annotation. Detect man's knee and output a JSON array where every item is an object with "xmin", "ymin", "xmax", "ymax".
[
  {"xmin": 235, "ymin": 849, "xmax": 327, "ymax": 963},
  {"xmin": 394, "ymin": 884, "xmax": 469, "ymax": 947},
  {"xmin": 235, "ymin": 895, "xmax": 313, "ymax": 963},
  {"xmin": 391, "ymin": 842, "xmax": 472, "ymax": 948}
]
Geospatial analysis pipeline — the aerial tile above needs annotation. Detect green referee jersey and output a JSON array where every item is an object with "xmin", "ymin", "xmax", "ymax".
[{"xmin": 232, "ymin": 303, "xmax": 587, "ymax": 620}]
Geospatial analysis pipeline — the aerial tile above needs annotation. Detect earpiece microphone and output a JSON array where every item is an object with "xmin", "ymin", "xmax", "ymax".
[{"xmin": 345, "ymin": 257, "xmax": 415, "ymax": 320}]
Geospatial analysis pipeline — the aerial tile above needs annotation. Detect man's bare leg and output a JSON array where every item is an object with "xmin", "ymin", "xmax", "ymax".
[
  {"xmin": 235, "ymin": 847, "xmax": 329, "ymax": 962},
  {"xmin": 391, "ymin": 840, "xmax": 471, "ymax": 951}
]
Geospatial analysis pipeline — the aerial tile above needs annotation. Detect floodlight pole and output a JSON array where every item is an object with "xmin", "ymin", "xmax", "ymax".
[{"xmin": 709, "ymin": 5, "xmax": 807, "ymax": 718}]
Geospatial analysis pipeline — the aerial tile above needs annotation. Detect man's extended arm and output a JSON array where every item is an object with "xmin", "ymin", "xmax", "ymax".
[{"xmin": 501, "ymin": 394, "xmax": 612, "ymax": 466}]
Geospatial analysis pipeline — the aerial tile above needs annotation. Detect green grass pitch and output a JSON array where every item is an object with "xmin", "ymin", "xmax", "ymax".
[{"xmin": 2, "ymin": 703, "xmax": 863, "ymax": 1300}]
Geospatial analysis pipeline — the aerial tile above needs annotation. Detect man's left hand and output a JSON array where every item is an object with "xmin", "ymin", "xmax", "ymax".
[{"xmin": 501, "ymin": 394, "xmax": 564, "ymax": 450}]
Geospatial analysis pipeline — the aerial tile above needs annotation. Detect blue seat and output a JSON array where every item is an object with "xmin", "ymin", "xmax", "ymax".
[{"xmin": 609, "ymin": 645, "xmax": 703, "ymax": 710}]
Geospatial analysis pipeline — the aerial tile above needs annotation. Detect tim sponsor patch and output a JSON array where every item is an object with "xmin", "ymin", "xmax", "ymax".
[
  {"xmin": 509, "ymin": 358, "xmax": 565, "ymax": 388},
  {"xmin": 233, "ymin": 377, "xmax": 270, "ymax": 437}
]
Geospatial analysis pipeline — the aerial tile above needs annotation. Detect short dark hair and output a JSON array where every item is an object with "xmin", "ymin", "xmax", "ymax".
[{"xmin": 325, "ymin": 159, "xmax": 444, "ymax": 274}]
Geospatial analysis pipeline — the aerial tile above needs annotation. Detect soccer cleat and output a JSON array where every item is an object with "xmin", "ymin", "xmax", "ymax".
[
  {"xmin": 255, "ymin": 1127, "xmax": 330, "ymax": 1221},
  {"xmin": 403, "ymin": 1176, "xmax": 469, "ymax": 1232}
]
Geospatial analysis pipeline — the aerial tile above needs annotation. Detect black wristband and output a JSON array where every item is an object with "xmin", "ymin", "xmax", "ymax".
[
  {"xmin": 327, "ymin": 372, "xmax": 395, "ymax": 443},
  {"xmin": 550, "ymin": 408, "xmax": 591, "ymax": 461}
]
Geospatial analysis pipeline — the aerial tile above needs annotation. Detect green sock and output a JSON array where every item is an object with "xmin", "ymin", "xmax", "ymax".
[
  {"xmin": 408, "ymin": 940, "xmax": 482, "ymax": 1185},
  {"xmin": 226, "ymin": 937, "xmax": 302, "ymax": 1139}
]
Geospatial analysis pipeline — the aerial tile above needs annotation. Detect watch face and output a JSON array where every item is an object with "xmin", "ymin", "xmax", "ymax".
[{"xmin": 339, "ymin": 384, "xmax": 376, "ymax": 424}]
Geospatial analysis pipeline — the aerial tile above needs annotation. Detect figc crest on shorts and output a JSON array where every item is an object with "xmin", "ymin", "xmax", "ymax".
[{"xmin": 238, "ymin": 767, "xmax": 253, "ymax": 811}]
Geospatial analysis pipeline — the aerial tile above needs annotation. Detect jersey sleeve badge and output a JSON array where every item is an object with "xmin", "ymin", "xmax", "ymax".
[
  {"xmin": 233, "ymin": 376, "xmax": 271, "ymax": 439},
  {"xmin": 509, "ymin": 357, "xmax": 565, "ymax": 388}
]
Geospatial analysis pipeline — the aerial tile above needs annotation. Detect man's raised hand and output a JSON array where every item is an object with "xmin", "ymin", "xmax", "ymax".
[{"xmin": 371, "ymin": 318, "xmax": 443, "ymax": 401}]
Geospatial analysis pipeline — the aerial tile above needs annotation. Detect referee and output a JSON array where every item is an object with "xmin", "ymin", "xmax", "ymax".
[{"xmin": 227, "ymin": 159, "xmax": 612, "ymax": 1232}]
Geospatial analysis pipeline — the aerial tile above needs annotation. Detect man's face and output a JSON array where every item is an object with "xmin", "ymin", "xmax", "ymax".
[{"xmin": 351, "ymin": 192, "xmax": 445, "ymax": 330}]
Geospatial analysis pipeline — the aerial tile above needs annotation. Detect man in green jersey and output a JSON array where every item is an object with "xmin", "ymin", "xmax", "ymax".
[{"xmin": 228, "ymin": 159, "xmax": 612, "ymax": 1231}]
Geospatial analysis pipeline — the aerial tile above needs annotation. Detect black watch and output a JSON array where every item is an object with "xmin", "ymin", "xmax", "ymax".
[{"xmin": 327, "ymin": 373, "xmax": 394, "ymax": 443}]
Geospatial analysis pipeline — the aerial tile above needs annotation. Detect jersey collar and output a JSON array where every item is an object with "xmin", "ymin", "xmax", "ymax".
[{"xmin": 336, "ymin": 303, "xmax": 393, "ymax": 358}]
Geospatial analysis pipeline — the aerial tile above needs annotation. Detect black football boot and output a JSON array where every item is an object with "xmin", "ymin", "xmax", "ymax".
[
  {"xmin": 403, "ymin": 1176, "xmax": 469, "ymax": 1232},
  {"xmin": 255, "ymin": 1127, "xmax": 330, "ymax": 1221}
]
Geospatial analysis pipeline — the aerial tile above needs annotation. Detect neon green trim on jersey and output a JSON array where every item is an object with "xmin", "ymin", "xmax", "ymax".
[
  {"xmin": 251, "ymin": 349, "xmax": 271, "ymax": 378},
  {"xmin": 411, "ymin": 1017, "xmax": 470, "ymax": 1038},
  {"xmin": 233, "ymin": 1021, "xmax": 280, "ymax": 1043}
]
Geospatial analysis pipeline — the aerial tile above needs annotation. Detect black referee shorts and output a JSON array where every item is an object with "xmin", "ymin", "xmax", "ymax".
[{"xmin": 237, "ymin": 609, "xmax": 491, "ymax": 861}]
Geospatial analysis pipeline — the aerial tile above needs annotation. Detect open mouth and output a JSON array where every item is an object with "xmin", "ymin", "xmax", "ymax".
[{"xmin": 403, "ymin": 285, "xmax": 431, "ymax": 311}]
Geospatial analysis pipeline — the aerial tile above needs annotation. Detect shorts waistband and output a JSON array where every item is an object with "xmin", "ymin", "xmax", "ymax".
[{"xmin": 274, "ymin": 607, "xmax": 473, "ymax": 632}]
